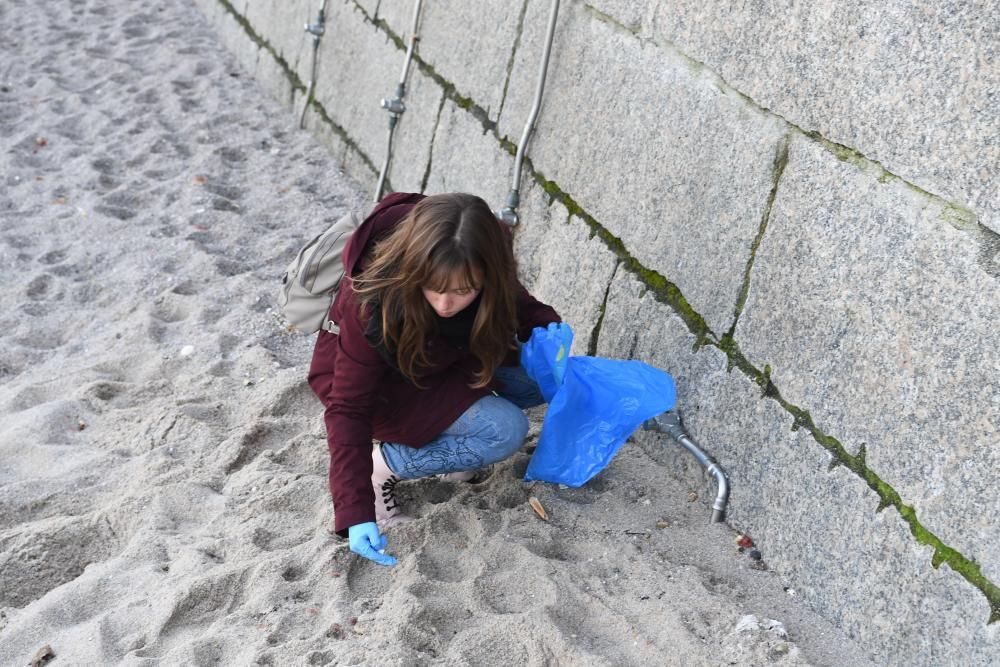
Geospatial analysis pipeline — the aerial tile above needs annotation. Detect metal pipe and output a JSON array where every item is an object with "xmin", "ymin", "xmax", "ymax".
[
  {"xmin": 374, "ymin": 0, "xmax": 423, "ymax": 202},
  {"xmin": 498, "ymin": 0, "xmax": 560, "ymax": 226},
  {"xmin": 643, "ymin": 410, "xmax": 730, "ymax": 523},
  {"xmin": 299, "ymin": 0, "xmax": 329, "ymax": 129}
]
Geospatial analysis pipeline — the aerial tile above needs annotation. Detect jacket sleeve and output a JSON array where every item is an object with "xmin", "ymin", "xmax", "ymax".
[
  {"xmin": 307, "ymin": 291, "xmax": 389, "ymax": 536},
  {"xmin": 514, "ymin": 282, "xmax": 561, "ymax": 343}
]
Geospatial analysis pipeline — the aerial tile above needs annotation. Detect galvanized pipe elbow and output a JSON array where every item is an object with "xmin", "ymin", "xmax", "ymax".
[{"xmin": 643, "ymin": 410, "xmax": 730, "ymax": 523}]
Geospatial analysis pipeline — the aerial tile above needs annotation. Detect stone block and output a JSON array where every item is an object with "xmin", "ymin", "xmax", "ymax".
[
  {"xmin": 700, "ymin": 365, "xmax": 999, "ymax": 664},
  {"xmin": 355, "ymin": 0, "xmax": 524, "ymax": 122},
  {"xmin": 384, "ymin": 69, "xmax": 444, "ymax": 194},
  {"xmin": 191, "ymin": 0, "xmax": 262, "ymax": 81},
  {"xmin": 352, "ymin": 0, "xmax": 414, "ymax": 36},
  {"xmin": 626, "ymin": 0, "xmax": 1000, "ymax": 233},
  {"xmin": 512, "ymin": 180, "xmax": 620, "ymax": 355},
  {"xmin": 327, "ymin": 2, "xmax": 444, "ymax": 193},
  {"xmin": 596, "ymin": 263, "xmax": 747, "ymax": 484},
  {"xmin": 735, "ymin": 134, "xmax": 1000, "ymax": 582},
  {"xmin": 500, "ymin": 1, "xmax": 788, "ymax": 335},
  {"xmin": 253, "ymin": 38, "xmax": 298, "ymax": 112},
  {"xmin": 305, "ymin": 110, "xmax": 379, "ymax": 193},
  {"xmin": 599, "ymin": 267, "xmax": 998, "ymax": 662},
  {"xmin": 422, "ymin": 100, "xmax": 511, "ymax": 204},
  {"xmin": 307, "ymin": 0, "xmax": 441, "ymax": 197},
  {"xmin": 243, "ymin": 0, "xmax": 315, "ymax": 86}
]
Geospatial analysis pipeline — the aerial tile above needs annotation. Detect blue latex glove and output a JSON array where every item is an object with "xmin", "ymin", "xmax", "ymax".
[
  {"xmin": 520, "ymin": 322, "xmax": 574, "ymax": 403},
  {"xmin": 348, "ymin": 522, "xmax": 397, "ymax": 567}
]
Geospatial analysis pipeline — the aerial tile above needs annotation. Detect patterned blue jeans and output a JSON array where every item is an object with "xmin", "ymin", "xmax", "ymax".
[{"xmin": 380, "ymin": 364, "xmax": 545, "ymax": 480}]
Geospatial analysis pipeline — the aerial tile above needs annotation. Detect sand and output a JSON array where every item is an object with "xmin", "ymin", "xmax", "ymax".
[{"xmin": 0, "ymin": 0, "xmax": 872, "ymax": 664}]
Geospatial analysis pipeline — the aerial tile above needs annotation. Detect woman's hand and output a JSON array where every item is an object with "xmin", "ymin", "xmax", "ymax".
[{"xmin": 347, "ymin": 522, "xmax": 398, "ymax": 567}]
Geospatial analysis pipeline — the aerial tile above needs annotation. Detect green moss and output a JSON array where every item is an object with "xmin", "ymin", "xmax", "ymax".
[
  {"xmin": 580, "ymin": 4, "xmax": 642, "ymax": 36},
  {"xmin": 534, "ymin": 170, "xmax": 715, "ymax": 347},
  {"xmin": 350, "ymin": 1, "xmax": 497, "ymax": 135},
  {"xmin": 308, "ymin": 98, "xmax": 380, "ymax": 176},
  {"xmin": 940, "ymin": 202, "xmax": 979, "ymax": 232},
  {"xmin": 214, "ymin": 0, "xmax": 388, "ymax": 179},
  {"xmin": 864, "ymin": 472, "xmax": 1000, "ymax": 624},
  {"xmin": 498, "ymin": 136, "xmax": 518, "ymax": 157},
  {"xmin": 804, "ymin": 131, "xmax": 890, "ymax": 181},
  {"xmin": 216, "ymin": 0, "xmax": 1000, "ymax": 624},
  {"xmin": 709, "ymin": 328, "xmax": 1000, "ymax": 621},
  {"xmin": 772, "ymin": 387, "xmax": 1000, "ymax": 623},
  {"xmin": 215, "ymin": 0, "xmax": 305, "ymax": 93}
]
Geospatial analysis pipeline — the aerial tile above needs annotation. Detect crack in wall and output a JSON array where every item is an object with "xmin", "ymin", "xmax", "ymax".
[
  {"xmin": 208, "ymin": 0, "xmax": 1000, "ymax": 626},
  {"xmin": 496, "ymin": 0, "xmax": 531, "ymax": 127},
  {"xmin": 727, "ymin": 133, "xmax": 791, "ymax": 338},
  {"xmin": 214, "ymin": 0, "xmax": 381, "ymax": 177},
  {"xmin": 419, "ymin": 92, "xmax": 448, "ymax": 194},
  {"xmin": 308, "ymin": 94, "xmax": 381, "ymax": 178},
  {"xmin": 216, "ymin": 0, "xmax": 303, "ymax": 95},
  {"xmin": 351, "ymin": 2, "xmax": 500, "ymax": 138},
  {"xmin": 576, "ymin": 0, "xmax": 984, "ymax": 237},
  {"xmin": 978, "ymin": 226, "xmax": 1000, "ymax": 279},
  {"xmin": 587, "ymin": 255, "xmax": 619, "ymax": 357},
  {"xmin": 531, "ymin": 167, "xmax": 1000, "ymax": 626}
]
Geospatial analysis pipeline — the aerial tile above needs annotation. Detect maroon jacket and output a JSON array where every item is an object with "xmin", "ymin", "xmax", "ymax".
[{"xmin": 308, "ymin": 192, "xmax": 560, "ymax": 535}]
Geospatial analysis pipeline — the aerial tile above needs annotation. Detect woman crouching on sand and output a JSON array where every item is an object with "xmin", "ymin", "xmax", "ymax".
[{"xmin": 308, "ymin": 192, "xmax": 562, "ymax": 566}]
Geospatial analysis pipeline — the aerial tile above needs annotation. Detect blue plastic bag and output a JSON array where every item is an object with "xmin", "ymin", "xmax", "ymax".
[
  {"xmin": 518, "ymin": 322, "xmax": 573, "ymax": 403},
  {"xmin": 520, "ymin": 323, "xmax": 677, "ymax": 487}
]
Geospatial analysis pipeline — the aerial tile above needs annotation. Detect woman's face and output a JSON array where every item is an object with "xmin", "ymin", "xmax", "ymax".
[{"xmin": 422, "ymin": 270, "xmax": 481, "ymax": 318}]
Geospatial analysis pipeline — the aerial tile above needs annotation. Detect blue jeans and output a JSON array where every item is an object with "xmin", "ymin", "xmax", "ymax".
[{"xmin": 380, "ymin": 364, "xmax": 545, "ymax": 479}]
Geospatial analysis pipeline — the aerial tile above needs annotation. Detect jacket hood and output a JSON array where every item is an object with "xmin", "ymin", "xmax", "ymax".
[{"xmin": 342, "ymin": 191, "xmax": 425, "ymax": 275}]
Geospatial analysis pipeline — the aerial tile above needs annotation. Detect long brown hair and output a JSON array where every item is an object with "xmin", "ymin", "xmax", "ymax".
[{"xmin": 353, "ymin": 193, "xmax": 519, "ymax": 387}]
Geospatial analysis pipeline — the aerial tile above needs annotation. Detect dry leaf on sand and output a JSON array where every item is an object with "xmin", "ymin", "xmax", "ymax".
[{"xmin": 528, "ymin": 496, "xmax": 548, "ymax": 521}]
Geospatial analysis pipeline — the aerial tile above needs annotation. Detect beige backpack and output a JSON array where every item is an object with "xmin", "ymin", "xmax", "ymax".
[{"xmin": 278, "ymin": 210, "xmax": 361, "ymax": 335}]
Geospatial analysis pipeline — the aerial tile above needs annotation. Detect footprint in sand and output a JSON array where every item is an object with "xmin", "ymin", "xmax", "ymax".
[
  {"xmin": 0, "ymin": 510, "xmax": 135, "ymax": 608},
  {"xmin": 7, "ymin": 384, "xmax": 52, "ymax": 412},
  {"xmin": 38, "ymin": 248, "xmax": 67, "ymax": 265},
  {"xmin": 522, "ymin": 536, "xmax": 578, "ymax": 563},
  {"xmin": 121, "ymin": 16, "xmax": 151, "ymax": 40},
  {"xmin": 222, "ymin": 420, "xmax": 289, "ymax": 475},
  {"xmin": 149, "ymin": 294, "xmax": 191, "ymax": 324},
  {"xmin": 215, "ymin": 146, "xmax": 247, "ymax": 164},
  {"xmin": 137, "ymin": 567, "xmax": 249, "ymax": 658},
  {"xmin": 413, "ymin": 519, "xmax": 485, "ymax": 584},
  {"xmin": 96, "ymin": 191, "xmax": 147, "ymax": 221},
  {"xmin": 214, "ymin": 257, "xmax": 251, "ymax": 276},
  {"xmin": 79, "ymin": 379, "xmax": 132, "ymax": 412},
  {"xmin": 398, "ymin": 589, "xmax": 469, "ymax": 654},
  {"xmin": 25, "ymin": 273, "xmax": 54, "ymax": 300},
  {"xmin": 4, "ymin": 233, "xmax": 35, "ymax": 250},
  {"xmin": 15, "ymin": 325, "xmax": 66, "ymax": 350}
]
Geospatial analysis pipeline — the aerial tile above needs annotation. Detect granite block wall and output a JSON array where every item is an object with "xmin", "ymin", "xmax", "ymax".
[{"xmin": 190, "ymin": 0, "xmax": 1000, "ymax": 661}]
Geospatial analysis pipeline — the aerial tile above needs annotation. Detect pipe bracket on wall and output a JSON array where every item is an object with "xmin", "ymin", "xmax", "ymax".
[
  {"xmin": 299, "ymin": 0, "xmax": 329, "ymax": 129},
  {"xmin": 498, "ymin": 0, "xmax": 561, "ymax": 226},
  {"xmin": 642, "ymin": 410, "xmax": 730, "ymax": 524},
  {"xmin": 374, "ymin": 0, "xmax": 424, "ymax": 203}
]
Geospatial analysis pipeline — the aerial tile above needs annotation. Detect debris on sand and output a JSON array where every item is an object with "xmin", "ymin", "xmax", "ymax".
[
  {"xmin": 528, "ymin": 496, "xmax": 548, "ymax": 521},
  {"xmin": 30, "ymin": 645, "xmax": 55, "ymax": 667}
]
